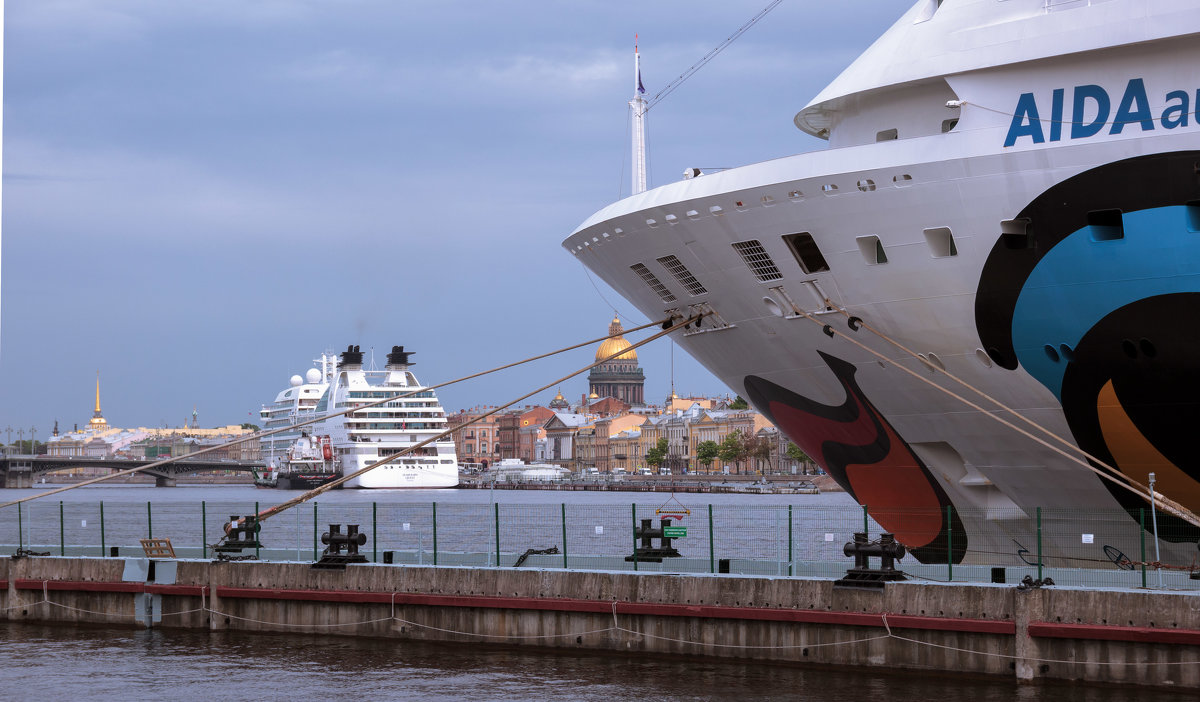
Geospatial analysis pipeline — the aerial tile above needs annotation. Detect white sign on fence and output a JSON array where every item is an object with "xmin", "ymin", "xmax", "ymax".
[{"xmin": 1081, "ymin": 533, "xmax": 1094, "ymax": 544}]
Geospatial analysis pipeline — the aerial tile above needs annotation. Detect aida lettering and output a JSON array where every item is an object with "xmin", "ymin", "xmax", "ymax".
[{"xmin": 1004, "ymin": 79, "xmax": 1194, "ymax": 147}]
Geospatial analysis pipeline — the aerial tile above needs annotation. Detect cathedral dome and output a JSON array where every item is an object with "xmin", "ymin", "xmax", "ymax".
[{"xmin": 595, "ymin": 316, "xmax": 637, "ymax": 361}]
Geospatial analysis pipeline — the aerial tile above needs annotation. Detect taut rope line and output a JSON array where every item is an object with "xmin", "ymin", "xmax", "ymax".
[
  {"xmin": 826, "ymin": 304, "xmax": 1176, "ymax": 509},
  {"xmin": 0, "ymin": 318, "xmax": 672, "ymax": 510},
  {"xmin": 790, "ymin": 305, "xmax": 1200, "ymax": 528}
]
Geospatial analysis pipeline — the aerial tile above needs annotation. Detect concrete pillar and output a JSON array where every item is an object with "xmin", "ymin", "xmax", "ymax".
[
  {"xmin": 155, "ymin": 476, "xmax": 177, "ymax": 488},
  {"xmin": 1013, "ymin": 587, "xmax": 1044, "ymax": 682}
]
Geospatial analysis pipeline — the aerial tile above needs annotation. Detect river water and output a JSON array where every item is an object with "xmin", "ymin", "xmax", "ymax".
[
  {"xmin": 0, "ymin": 485, "xmax": 1193, "ymax": 700},
  {"xmin": 0, "ymin": 621, "xmax": 1191, "ymax": 702}
]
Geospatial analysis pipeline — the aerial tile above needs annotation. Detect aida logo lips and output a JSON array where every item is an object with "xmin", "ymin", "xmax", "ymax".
[
  {"xmin": 1004, "ymin": 79, "xmax": 1197, "ymax": 147},
  {"xmin": 744, "ymin": 352, "xmax": 966, "ymax": 564}
]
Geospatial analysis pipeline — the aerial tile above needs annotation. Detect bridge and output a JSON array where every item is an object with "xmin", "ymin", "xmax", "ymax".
[{"xmin": 0, "ymin": 454, "xmax": 264, "ymax": 488}]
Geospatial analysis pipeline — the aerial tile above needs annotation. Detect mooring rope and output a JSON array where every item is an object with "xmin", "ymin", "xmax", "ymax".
[
  {"xmin": 787, "ymin": 303, "xmax": 1200, "ymax": 528},
  {"xmin": 0, "ymin": 317, "xmax": 673, "ymax": 510},
  {"xmin": 825, "ymin": 304, "xmax": 1195, "ymax": 524}
]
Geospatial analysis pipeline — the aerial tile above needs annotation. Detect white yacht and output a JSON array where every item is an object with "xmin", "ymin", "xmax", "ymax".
[
  {"xmin": 565, "ymin": 0, "xmax": 1200, "ymax": 565},
  {"xmin": 259, "ymin": 345, "xmax": 459, "ymax": 489}
]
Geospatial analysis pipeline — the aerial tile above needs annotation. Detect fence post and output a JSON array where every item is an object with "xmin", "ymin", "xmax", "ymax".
[
  {"xmin": 17, "ymin": 502, "xmax": 22, "ymax": 551},
  {"xmin": 202, "ymin": 501, "xmax": 207, "ymax": 557},
  {"xmin": 863, "ymin": 504, "xmax": 869, "ymax": 534},
  {"xmin": 494, "ymin": 502, "xmax": 501, "ymax": 567},
  {"xmin": 372, "ymin": 502, "xmax": 378, "ymax": 563},
  {"xmin": 561, "ymin": 503, "xmax": 568, "ymax": 569},
  {"xmin": 432, "ymin": 502, "xmax": 438, "ymax": 566},
  {"xmin": 1140, "ymin": 507, "xmax": 1147, "ymax": 589},
  {"xmin": 708, "ymin": 504, "xmax": 715, "ymax": 574},
  {"xmin": 787, "ymin": 504, "xmax": 793, "ymax": 577},
  {"xmin": 100, "ymin": 501, "xmax": 105, "ymax": 557},
  {"xmin": 631, "ymin": 503, "xmax": 639, "ymax": 572},
  {"xmin": 60, "ymin": 501, "xmax": 65, "ymax": 556},
  {"xmin": 147, "ymin": 501, "xmax": 153, "ymax": 539},
  {"xmin": 1036, "ymin": 507, "xmax": 1043, "ymax": 582},
  {"xmin": 254, "ymin": 501, "xmax": 260, "ymax": 560},
  {"xmin": 946, "ymin": 505, "xmax": 953, "ymax": 582},
  {"xmin": 312, "ymin": 503, "xmax": 318, "ymax": 560}
]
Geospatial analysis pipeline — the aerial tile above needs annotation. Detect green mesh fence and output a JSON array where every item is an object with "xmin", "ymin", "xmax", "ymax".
[{"xmin": 1, "ymin": 500, "xmax": 1197, "ymax": 590}]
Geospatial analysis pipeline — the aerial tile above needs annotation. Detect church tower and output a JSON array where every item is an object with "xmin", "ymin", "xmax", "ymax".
[{"xmin": 587, "ymin": 315, "xmax": 645, "ymax": 405}]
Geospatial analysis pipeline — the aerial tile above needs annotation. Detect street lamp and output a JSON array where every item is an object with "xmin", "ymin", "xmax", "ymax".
[
  {"xmin": 16, "ymin": 429, "xmax": 25, "ymax": 455},
  {"xmin": 31, "ymin": 426, "xmax": 37, "ymax": 455}
]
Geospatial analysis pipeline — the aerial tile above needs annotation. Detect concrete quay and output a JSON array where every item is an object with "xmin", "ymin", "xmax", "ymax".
[{"xmin": 2, "ymin": 555, "xmax": 1197, "ymax": 690}]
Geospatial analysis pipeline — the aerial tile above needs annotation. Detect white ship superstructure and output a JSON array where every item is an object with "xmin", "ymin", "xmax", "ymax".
[
  {"xmin": 565, "ymin": 0, "xmax": 1200, "ymax": 565},
  {"xmin": 260, "ymin": 345, "xmax": 458, "ymax": 489}
]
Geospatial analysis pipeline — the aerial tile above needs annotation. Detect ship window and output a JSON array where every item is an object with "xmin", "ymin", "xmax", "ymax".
[
  {"xmin": 893, "ymin": 174, "xmax": 913, "ymax": 186},
  {"xmin": 923, "ymin": 227, "xmax": 958, "ymax": 258},
  {"xmin": 941, "ymin": 118, "xmax": 959, "ymax": 133},
  {"xmin": 856, "ymin": 235, "xmax": 888, "ymax": 265},
  {"xmin": 686, "ymin": 209, "xmax": 701, "ymax": 220},
  {"xmin": 761, "ymin": 195, "xmax": 776, "ymax": 206},
  {"xmin": 877, "ymin": 128, "xmax": 898, "ymax": 142},
  {"xmin": 1087, "ymin": 209, "xmax": 1124, "ymax": 241},
  {"xmin": 664, "ymin": 214, "xmax": 678, "ymax": 224},
  {"xmin": 857, "ymin": 179, "xmax": 876, "ymax": 192},
  {"xmin": 822, "ymin": 183, "xmax": 839, "ymax": 194},
  {"xmin": 782, "ymin": 232, "xmax": 830, "ymax": 274},
  {"xmin": 631, "ymin": 263, "xmax": 678, "ymax": 303},
  {"xmin": 709, "ymin": 205, "xmax": 724, "ymax": 216},
  {"xmin": 1001, "ymin": 218, "xmax": 1033, "ymax": 250},
  {"xmin": 656, "ymin": 254, "xmax": 709, "ymax": 296},
  {"xmin": 731, "ymin": 239, "xmax": 784, "ymax": 282},
  {"xmin": 788, "ymin": 190, "xmax": 804, "ymax": 201},
  {"xmin": 646, "ymin": 218, "xmax": 658, "ymax": 228}
]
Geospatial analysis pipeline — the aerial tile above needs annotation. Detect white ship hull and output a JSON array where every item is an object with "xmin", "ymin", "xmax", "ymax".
[{"xmin": 566, "ymin": 0, "xmax": 1200, "ymax": 565}]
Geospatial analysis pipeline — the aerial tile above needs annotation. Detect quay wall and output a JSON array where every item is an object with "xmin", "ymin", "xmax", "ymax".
[{"xmin": 1, "ymin": 556, "xmax": 1197, "ymax": 689}]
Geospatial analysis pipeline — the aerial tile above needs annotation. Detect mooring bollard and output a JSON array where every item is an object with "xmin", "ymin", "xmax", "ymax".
[
  {"xmin": 834, "ymin": 532, "xmax": 907, "ymax": 589},
  {"xmin": 313, "ymin": 524, "xmax": 369, "ymax": 569},
  {"xmin": 625, "ymin": 518, "xmax": 684, "ymax": 563},
  {"xmin": 213, "ymin": 515, "xmax": 263, "ymax": 558}
]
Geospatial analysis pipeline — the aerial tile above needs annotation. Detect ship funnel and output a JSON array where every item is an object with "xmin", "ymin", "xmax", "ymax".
[
  {"xmin": 339, "ymin": 344, "xmax": 364, "ymax": 368},
  {"xmin": 386, "ymin": 345, "xmax": 415, "ymax": 368}
]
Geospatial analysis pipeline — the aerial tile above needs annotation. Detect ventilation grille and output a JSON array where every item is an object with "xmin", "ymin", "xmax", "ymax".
[
  {"xmin": 656, "ymin": 255, "xmax": 708, "ymax": 296},
  {"xmin": 731, "ymin": 239, "xmax": 783, "ymax": 282},
  {"xmin": 631, "ymin": 263, "xmax": 677, "ymax": 303}
]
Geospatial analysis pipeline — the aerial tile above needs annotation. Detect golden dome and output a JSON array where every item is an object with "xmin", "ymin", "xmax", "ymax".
[
  {"xmin": 553, "ymin": 390, "xmax": 564, "ymax": 400},
  {"xmin": 596, "ymin": 316, "xmax": 637, "ymax": 361},
  {"xmin": 589, "ymin": 392, "xmax": 599, "ymax": 399}
]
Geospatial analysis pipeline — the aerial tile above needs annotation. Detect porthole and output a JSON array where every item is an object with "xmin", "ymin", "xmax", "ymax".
[
  {"xmin": 1058, "ymin": 344, "xmax": 1076, "ymax": 362},
  {"xmin": 1043, "ymin": 345, "xmax": 1060, "ymax": 363},
  {"xmin": 857, "ymin": 179, "xmax": 876, "ymax": 192},
  {"xmin": 1121, "ymin": 339, "xmax": 1138, "ymax": 359},
  {"xmin": 975, "ymin": 348, "xmax": 993, "ymax": 368},
  {"xmin": 1139, "ymin": 338, "xmax": 1157, "ymax": 358}
]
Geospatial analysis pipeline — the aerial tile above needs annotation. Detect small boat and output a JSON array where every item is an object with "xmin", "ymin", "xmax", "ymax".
[{"xmin": 257, "ymin": 433, "xmax": 341, "ymax": 490}]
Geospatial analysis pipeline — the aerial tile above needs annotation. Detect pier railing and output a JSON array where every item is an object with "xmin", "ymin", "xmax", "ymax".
[{"xmin": 1, "ymin": 500, "xmax": 1196, "ymax": 590}]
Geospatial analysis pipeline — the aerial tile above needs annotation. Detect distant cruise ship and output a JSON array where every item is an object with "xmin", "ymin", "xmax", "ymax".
[
  {"xmin": 260, "ymin": 345, "xmax": 459, "ymax": 489},
  {"xmin": 566, "ymin": 0, "xmax": 1200, "ymax": 564}
]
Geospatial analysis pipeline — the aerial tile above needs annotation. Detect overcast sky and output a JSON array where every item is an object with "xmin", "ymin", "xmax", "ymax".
[{"xmin": 0, "ymin": 0, "xmax": 902, "ymax": 435}]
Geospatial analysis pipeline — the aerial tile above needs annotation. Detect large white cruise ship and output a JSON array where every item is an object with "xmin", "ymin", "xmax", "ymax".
[
  {"xmin": 565, "ymin": 0, "xmax": 1200, "ymax": 565},
  {"xmin": 259, "ymin": 345, "xmax": 459, "ymax": 489}
]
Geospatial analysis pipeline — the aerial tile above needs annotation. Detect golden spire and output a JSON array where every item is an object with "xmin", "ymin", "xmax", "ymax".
[{"xmin": 89, "ymin": 371, "xmax": 108, "ymax": 429}]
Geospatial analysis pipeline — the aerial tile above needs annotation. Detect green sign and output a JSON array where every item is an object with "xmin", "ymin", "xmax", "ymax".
[{"xmin": 662, "ymin": 526, "xmax": 687, "ymax": 538}]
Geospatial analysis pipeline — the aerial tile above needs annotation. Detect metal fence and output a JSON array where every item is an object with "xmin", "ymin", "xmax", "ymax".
[{"xmin": 1, "ymin": 500, "xmax": 1196, "ymax": 590}]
